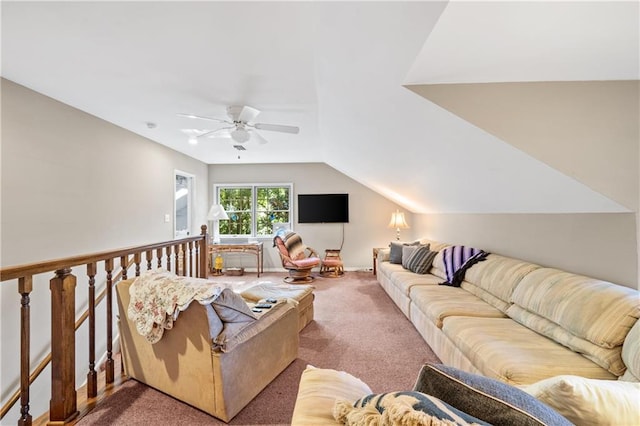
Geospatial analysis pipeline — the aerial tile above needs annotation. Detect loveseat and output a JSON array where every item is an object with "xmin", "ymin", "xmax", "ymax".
[
  {"xmin": 375, "ymin": 239, "xmax": 640, "ymax": 385},
  {"xmin": 116, "ymin": 270, "xmax": 299, "ymax": 422}
]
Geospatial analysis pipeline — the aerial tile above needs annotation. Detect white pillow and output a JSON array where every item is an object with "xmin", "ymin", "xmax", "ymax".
[{"xmin": 524, "ymin": 375, "xmax": 640, "ymax": 426}]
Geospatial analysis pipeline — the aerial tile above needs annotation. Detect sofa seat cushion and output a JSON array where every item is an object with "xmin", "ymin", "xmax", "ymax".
[
  {"xmin": 410, "ymin": 285, "xmax": 506, "ymax": 328},
  {"xmin": 291, "ymin": 365, "xmax": 373, "ymax": 426},
  {"xmin": 459, "ymin": 254, "xmax": 541, "ymax": 313},
  {"xmin": 389, "ymin": 270, "xmax": 442, "ymax": 295},
  {"xmin": 508, "ymin": 268, "xmax": 640, "ymax": 376},
  {"xmin": 377, "ymin": 260, "xmax": 405, "ymax": 279},
  {"xmin": 442, "ymin": 317, "xmax": 616, "ymax": 385}
]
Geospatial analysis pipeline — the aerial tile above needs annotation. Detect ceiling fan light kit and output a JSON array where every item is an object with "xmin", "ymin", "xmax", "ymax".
[{"xmin": 178, "ymin": 105, "xmax": 299, "ymax": 148}]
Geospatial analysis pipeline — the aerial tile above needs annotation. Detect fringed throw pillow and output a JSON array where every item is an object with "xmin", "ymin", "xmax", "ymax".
[{"xmin": 333, "ymin": 391, "xmax": 489, "ymax": 426}]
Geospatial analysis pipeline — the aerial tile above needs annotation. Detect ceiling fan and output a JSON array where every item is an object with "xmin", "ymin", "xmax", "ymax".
[{"xmin": 178, "ymin": 105, "xmax": 299, "ymax": 145}]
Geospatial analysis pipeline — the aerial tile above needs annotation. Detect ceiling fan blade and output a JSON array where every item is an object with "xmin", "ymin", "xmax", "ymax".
[
  {"xmin": 252, "ymin": 131, "xmax": 269, "ymax": 145},
  {"xmin": 177, "ymin": 113, "xmax": 230, "ymax": 124},
  {"xmin": 238, "ymin": 106, "xmax": 260, "ymax": 123},
  {"xmin": 254, "ymin": 123, "xmax": 300, "ymax": 134},
  {"xmin": 201, "ymin": 126, "xmax": 234, "ymax": 139}
]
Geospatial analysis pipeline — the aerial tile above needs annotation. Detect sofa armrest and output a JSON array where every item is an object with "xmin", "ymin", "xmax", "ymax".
[{"xmin": 377, "ymin": 247, "xmax": 390, "ymax": 262}]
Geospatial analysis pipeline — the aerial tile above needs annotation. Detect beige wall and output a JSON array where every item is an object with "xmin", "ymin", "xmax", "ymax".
[
  {"xmin": 408, "ymin": 81, "xmax": 639, "ymax": 211},
  {"xmin": 209, "ymin": 163, "xmax": 405, "ymax": 271},
  {"xmin": 0, "ymin": 79, "xmax": 209, "ymax": 420},
  {"xmin": 412, "ymin": 212, "xmax": 637, "ymax": 289}
]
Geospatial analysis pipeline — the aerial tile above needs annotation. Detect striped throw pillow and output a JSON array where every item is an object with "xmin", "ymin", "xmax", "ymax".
[{"xmin": 405, "ymin": 246, "xmax": 438, "ymax": 274}]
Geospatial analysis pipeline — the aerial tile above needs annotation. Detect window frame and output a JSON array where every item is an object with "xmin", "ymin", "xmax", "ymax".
[{"xmin": 214, "ymin": 183, "xmax": 293, "ymax": 238}]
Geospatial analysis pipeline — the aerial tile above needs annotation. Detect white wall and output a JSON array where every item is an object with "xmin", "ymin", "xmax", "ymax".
[
  {"xmin": 209, "ymin": 163, "xmax": 406, "ymax": 271},
  {"xmin": 412, "ymin": 212, "xmax": 637, "ymax": 289},
  {"xmin": 0, "ymin": 79, "xmax": 209, "ymax": 421}
]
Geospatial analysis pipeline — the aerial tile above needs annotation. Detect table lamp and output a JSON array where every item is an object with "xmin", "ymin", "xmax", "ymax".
[
  {"xmin": 207, "ymin": 204, "xmax": 229, "ymax": 244},
  {"xmin": 388, "ymin": 209, "xmax": 409, "ymax": 241}
]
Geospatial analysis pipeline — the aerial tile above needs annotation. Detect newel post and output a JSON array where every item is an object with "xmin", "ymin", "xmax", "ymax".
[
  {"xmin": 200, "ymin": 225, "xmax": 209, "ymax": 278},
  {"xmin": 49, "ymin": 268, "xmax": 78, "ymax": 425}
]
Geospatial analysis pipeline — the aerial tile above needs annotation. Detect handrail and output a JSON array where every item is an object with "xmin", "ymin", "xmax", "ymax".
[
  {"xmin": 0, "ymin": 257, "xmax": 132, "ymax": 420},
  {"xmin": 0, "ymin": 225, "xmax": 210, "ymax": 425},
  {"xmin": 1, "ymin": 235, "xmax": 205, "ymax": 281}
]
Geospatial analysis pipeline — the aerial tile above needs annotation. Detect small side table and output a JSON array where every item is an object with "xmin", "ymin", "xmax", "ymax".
[{"xmin": 372, "ymin": 247, "xmax": 385, "ymax": 276}]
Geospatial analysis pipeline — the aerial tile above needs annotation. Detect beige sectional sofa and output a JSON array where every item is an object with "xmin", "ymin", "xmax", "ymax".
[{"xmin": 376, "ymin": 239, "xmax": 640, "ymax": 385}]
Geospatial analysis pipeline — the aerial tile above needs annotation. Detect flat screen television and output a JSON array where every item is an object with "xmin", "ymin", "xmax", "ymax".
[{"xmin": 297, "ymin": 194, "xmax": 349, "ymax": 223}]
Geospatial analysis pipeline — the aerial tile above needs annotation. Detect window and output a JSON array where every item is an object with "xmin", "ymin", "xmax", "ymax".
[{"xmin": 215, "ymin": 184, "xmax": 292, "ymax": 237}]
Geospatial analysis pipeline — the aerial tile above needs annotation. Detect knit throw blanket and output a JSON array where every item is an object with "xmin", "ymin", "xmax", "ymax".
[
  {"xmin": 440, "ymin": 246, "xmax": 490, "ymax": 287},
  {"xmin": 127, "ymin": 269, "xmax": 223, "ymax": 343}
]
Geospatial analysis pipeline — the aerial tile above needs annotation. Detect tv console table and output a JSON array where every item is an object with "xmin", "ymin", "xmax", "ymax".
[{"xmin": 209, "ymin": 242, "xmax": 264, "ymax": 277}]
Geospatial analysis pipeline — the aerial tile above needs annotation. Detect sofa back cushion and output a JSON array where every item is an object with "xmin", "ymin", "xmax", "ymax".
[
  {"xmin": 459, "ymin": 254, "xmax": 541, "ymax": 313},
  {"xmin": 421, "ymin": 240, "xmax": 451, "ymax": 280},
  {"xmin": 507, "ymin": 268, "xmax": 640, "ymax": 376}
]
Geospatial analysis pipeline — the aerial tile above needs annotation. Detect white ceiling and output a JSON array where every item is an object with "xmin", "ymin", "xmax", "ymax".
[{"xmin": 2, "ymin": 1, "xmax": 637, "ymax": 214}]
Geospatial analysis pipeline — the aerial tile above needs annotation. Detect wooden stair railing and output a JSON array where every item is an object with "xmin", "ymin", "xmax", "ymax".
[
  {"xmin": 0, "ymin": 225, "xmax": 210, "ymax": 425},
  {"xmin": 1, "ymin": 256, "xmax": 133, "ymax": 423}
]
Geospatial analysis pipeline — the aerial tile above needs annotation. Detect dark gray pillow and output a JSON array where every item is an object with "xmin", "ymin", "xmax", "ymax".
[
  {"xmin": 405, "ymin": 246, "xmax": 438, "ymax": 274},
  {"xmin": 413, "ymin": 363, "xmax": 572, "ymax": 426},
  {"xmin": 389, "ymin": 241, "xmax": 423, "ymax": 264}
]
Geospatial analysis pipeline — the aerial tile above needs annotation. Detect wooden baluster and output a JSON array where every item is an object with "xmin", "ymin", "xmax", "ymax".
[
  {"xmin": 49, "ymin": 268, "xmax": 79, "ymax": 423},
  {"xmin": 146, "ymin": 250, "xmax": 152, "ymax": 271},
  {"xmin": 174, "ymin": 245, "xmax": 179, "ymax": 275},
  {"xmin": 166, "ymin": 246, "xmax": 172, "ymax": 272},
  {"xmin": 121, "ymin": 256, "xmax": 128, "ymax": 280},
  {"xmin": 18, "ymin": 276, "xmax": 33, "ymax": 426},
  {"xmin": 104, "ymin": 259, "xmax": 114, "ymax": 384},
  {"xmin": 188, "ymin": 241, "xmax": 194, "ymax": 277},
  {"xmin": 156, "ymin": 249, "xmax": 162, "ymax": 269},
  {"xmin": 134, "ymin": 252, "xmax": 142, "ymax": 276},
  {"xmin": 86, "ymin": 263, "xmax": 97, "ymax": 398},
  {"xmin": 199, "ymin": 225, "xmax": 209, "ymax": 278},
  {"xmin": 181, "ymin": 243, "xmax": 187, "ymax": 277}
]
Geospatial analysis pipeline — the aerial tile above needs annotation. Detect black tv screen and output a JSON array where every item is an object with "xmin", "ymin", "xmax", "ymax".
[{"xmin": 298, "ymin": 194, "xmax": 349, "ymax": 223}]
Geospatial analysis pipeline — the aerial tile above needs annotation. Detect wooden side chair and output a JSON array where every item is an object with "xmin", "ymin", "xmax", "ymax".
[{"xmin": 273, "ymin": 232, "xmax": 321, "ymax": 283}]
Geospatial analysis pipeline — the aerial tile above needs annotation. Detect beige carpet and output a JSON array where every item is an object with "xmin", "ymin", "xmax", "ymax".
[{"xmin": 77, "ymin": 271, "xmax": 440, "ymax": 425}]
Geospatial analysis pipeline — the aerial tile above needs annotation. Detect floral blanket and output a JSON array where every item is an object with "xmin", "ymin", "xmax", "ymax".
[{"xmin": 127, "ymin": 269, "xmax": 223, "ymax": 343}]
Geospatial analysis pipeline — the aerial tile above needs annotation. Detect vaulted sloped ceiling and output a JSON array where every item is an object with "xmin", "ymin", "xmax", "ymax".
[
  {"xmin": 403, "ymin": 1, "xmax": 639, "ymax": 212},
  {"xmin": 2, "ymin": 1, "xmax": 637, "ymax": 214}
]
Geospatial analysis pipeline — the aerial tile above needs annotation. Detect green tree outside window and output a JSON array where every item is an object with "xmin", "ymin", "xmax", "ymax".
[{"xmin": 216, "ymin": 184, "xmax": 292, "ymax": 237}]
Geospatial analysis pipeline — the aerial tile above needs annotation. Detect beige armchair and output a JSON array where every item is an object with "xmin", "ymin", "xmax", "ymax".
[{"xmin": 116, "ymin": 277, "xmax": 299, "ymax": 422}]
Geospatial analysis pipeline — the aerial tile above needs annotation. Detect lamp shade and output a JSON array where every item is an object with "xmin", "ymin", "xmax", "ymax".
[
  {"xmin": 388, "ymin": 210, "xmax": 409, "ymax": 229},
  {"xmin": 207, "ymin": 204, "xmax": 229, "ymax": 221}
]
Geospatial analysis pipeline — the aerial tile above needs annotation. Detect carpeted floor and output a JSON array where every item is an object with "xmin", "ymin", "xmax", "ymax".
[{"xmin": 77, "ymin": 271, "xmax": 440, "ymax": 425}]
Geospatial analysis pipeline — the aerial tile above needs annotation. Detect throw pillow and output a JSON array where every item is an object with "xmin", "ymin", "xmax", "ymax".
[
  {"xmin": 413, "ymin": 363, "xmax": 572, "ymax": 426},
  {"xmin": 401, "ymin": 245, "xmax": 419, "ymax": 269},
  {"xmin": 405, "ymin": 246, "xmax": 438, "ymax": 274},
  {"xmin": 389, "ymin": 241, "xmax": 424, "ymax": 264},
  {"xmin": 205, "ymin": 288, "xmax": 257, "ymax": 339},
  {"xmin": 333, "ymin": 391, "xmax": 489, "ymax": 426},
  {"xmin": 524, "ymin": 375, "xmax": 640, "ymax": 426}
]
